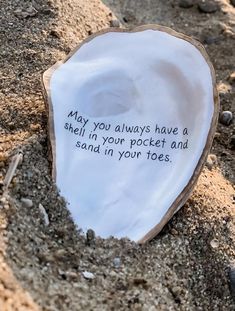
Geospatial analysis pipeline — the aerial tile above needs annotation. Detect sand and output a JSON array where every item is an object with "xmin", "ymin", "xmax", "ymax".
[{"xmin": 0, "ymin": 0, "xmax": 234, "ymax": 310}]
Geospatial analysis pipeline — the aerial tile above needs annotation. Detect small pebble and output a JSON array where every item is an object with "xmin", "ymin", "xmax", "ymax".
[
  {"xmin": 54, "ymin": 249, "xmax": 67, "ymax": 259},
  {"xmin": 217, "ymin": 82, "xmax": 231, "ymax": 94},
  {"xmin": 39, "ymin": 203, "xmax": 49, "ymax": 226},
  {"xmin": 66, "ymin": 271, "xmax": 78, "ymax": 280},
  {"xmin": 172, "ymin": 285, "xmax": 184, "ymax": 296},
  {"xmin": 113, "ymin": 257, "xmax": 121, "ymax": 268},
  {"xmin": 82, "ymin": 271, "xmax": 95, "ymax": 280},
  {"xmin": 110, "ymin": 270, "xmax": 117, "ymax": 277},
  {"xmin": 4, "ymin": 204, "xmax": 10, "ymax": 210},
  {"xmin": 171, "ymin": 228, "xmax": 179, "ymax": 236},
  {"xmin": 206, "ymin": 154, "xmax": 217, "ymax": 170},
  {"xmin": 0, "ymin": 197, "xmax": 7, "ymax": 204},
  {"xmin": 179, "ymin": 0, "xmax": 194, "ymax": 8},
  {"xmin": 20, "ymin": 198, "xmax": 33, "ymax": 208},
  {"xmin": 14, "ymin": 6, "xmax": 38, "ymax": 19},
  {"xmin": 222, "ymin": 27, "xmax": 234, "ymax": 38},
  {"xmin": 210, "ymin": 239, "xmax": 219, "ymax": 249},
  {"xmin": 58, "ymin": 268, "xmax": 65, "ymax": 276},
  {"xmin": 0, "ymin": 222, "xmax": 7, "ymax": 229},
  {"xmin": 219, "ymin": 111, "xmax": 233, "ymax": 126},
  {"xmin": 110, "ymin": 19, "xmax": 120, "ymax": 27},
  {"xmin": 198, "ymin": 0, "xmax": 219, "ymax": 13}
]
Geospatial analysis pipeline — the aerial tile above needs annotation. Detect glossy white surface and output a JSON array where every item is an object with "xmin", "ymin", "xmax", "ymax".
[{"xmin": 50, "ymin": 29, "xmax": 214, "ymax": 241}]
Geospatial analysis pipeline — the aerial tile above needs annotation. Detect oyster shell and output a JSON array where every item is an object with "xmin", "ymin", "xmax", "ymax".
[{"xmin": 43, "ymin": 25, "xmax": 219, "ymax": 243}]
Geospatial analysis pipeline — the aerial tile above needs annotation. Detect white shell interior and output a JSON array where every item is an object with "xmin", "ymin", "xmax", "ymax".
[{"xmin": 49, "ymin": 29, "xmax": 214, "ymax": 242}]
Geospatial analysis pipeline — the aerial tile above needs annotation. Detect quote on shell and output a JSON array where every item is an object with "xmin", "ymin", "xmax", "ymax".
[{"xmin": 64, "ymin": 110, "xmax": 189, "ymax": 162}]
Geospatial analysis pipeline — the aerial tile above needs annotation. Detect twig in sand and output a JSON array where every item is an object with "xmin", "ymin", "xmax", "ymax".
[
  {"xmin": 3, "ymin": 152, "xmax": 23, "ymax": 190},
  {"xmin": 39, "ymin": 203, "xmax": 50, "ymax": 226}
]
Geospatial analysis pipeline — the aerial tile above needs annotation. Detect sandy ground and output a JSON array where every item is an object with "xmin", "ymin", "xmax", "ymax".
[{"xmin": 0, "ymin": 0, "xmax": 235, "ymax": 310}]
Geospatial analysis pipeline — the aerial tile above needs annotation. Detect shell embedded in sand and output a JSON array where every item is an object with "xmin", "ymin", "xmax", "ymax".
[{"xmin": 43, "ymin": 25, "xmax": 219, "ymax": 243}]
